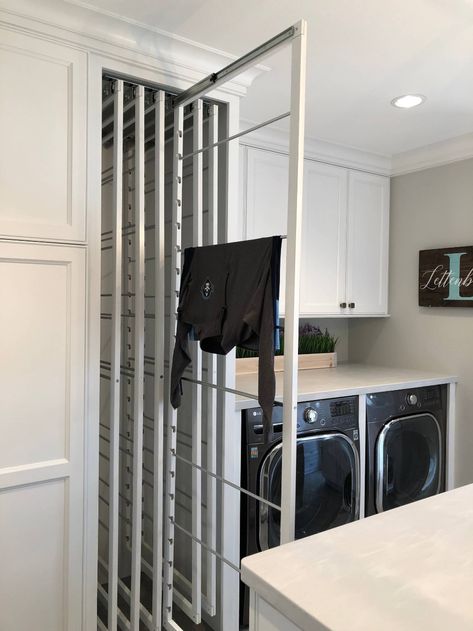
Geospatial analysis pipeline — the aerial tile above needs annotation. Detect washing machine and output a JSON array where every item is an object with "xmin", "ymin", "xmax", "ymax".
[
  {"xmin": 365, "ymin": 385, "xmax": 447, "ymax": 517},
  {"xmin": 240, "ymin": 396, "xmax": 360, "ymax": 625}
]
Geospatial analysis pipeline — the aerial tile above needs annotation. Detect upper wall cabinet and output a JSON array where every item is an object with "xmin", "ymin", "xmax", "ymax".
[
  {"xmin": 243, "ymin": 146, "xmax": 390, "ymax": 316},
  {"xmin": 0, "ymin": 30, "xmax": 87, "ymax": 242},
  {"xmin": 301, "ymin": 160, "xmax": 349, "ymax": 315},
  {"xmin": 346, "ymin": 171, "xmax": 390, "ymax": 315}
]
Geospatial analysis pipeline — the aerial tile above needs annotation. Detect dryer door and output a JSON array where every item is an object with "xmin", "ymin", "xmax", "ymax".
[
  {"xmin": 376, "ymin": 413, "xmax": 442, "ymax": 513},
  {"xmin": 258, "ymin": 433, "xmax": 359, "ymax": 551}
]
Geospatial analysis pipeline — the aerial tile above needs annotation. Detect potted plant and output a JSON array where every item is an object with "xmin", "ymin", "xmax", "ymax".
[{"xmin": 236, "ymin": 323, "xmax": 338, "ymax": 374}]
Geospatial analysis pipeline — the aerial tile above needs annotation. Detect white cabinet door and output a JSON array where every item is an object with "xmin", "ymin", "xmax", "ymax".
[
  {"xmin": 346, "ymin": 171, "xmax": 390, "ymax": 315},
  {"xmin": 243, "ymin": 147, "xmax": 390, "ymax": 316},
  {"xmin": 0, "ymin": 29, "xmax": 87, "ymax": 242},
  {"xmin": 245, "ymin": 147, "xmax": 289, "ymax": 312},
  {"xmin": 301, "ymin": 161, "xmax": 348, "ymax": 315},
  {"xmin": 244, "ymin": 148, "xmax": 348, "ymax": 316},
  {"xmin": 0, "ymin": 241, "xmax": 86, "ymax": 631}
]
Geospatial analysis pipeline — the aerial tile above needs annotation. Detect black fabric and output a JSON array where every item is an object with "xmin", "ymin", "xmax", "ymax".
[{"xmin": 170, "ymin": 236, "xmax": 282, "ymax": 435}]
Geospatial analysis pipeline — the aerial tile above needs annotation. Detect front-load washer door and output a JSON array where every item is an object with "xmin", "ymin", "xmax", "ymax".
[
  {"xmin": 376, "ymin": 413, "xmax": 442, "ymax": 513},
  {"xmin": 258, "ymin": 433, "xmax": 359, "ymax": 551}
]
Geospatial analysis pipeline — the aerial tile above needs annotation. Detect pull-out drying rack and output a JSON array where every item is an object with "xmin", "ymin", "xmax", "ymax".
[{"xmin": 98, "ymin": 19, "xmax": 307, "ymax": 631}]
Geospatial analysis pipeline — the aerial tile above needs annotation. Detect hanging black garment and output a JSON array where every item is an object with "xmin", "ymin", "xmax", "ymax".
[{"xmin": 170, "ymin": 236, "xmax": 282, "ymax": 435}]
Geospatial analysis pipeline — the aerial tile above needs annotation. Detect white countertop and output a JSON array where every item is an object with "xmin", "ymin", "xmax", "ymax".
[
  {"xmin": 241, "ymin": 484, "xmax": 473, "ymax": 631},
  {"xmin": 235, "ymin": 363, "xmax": 456, "ymax": 409}
]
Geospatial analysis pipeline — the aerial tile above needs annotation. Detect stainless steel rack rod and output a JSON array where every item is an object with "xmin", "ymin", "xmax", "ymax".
[
  {"xmin": 173, "ymin": 451, "xmax": 282, "ymax": 511},
  {"xmin": 181, "ymin": 111, "xmax": 290, "ymax": 161},
  {"xmin": 171, "ymin": 519, "xmax": 241, "ymax": 575},
  {"xmin": 181, "ymin": 376, "xmax": 260, "ymax": 402}
]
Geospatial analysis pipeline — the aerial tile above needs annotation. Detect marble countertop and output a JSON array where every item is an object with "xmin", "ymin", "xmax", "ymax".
[
  {"xmin": 235, "ymin": 363, "xmax": 456, "ymax": 409},
  {"xmin": 241, "ymin": 484, "xmax": 473, "ymax": 631}
]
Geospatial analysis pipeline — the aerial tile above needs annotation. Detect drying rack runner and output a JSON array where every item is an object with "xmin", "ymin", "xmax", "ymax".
[{"xmin": 98, "ymin": 19, "xmax": 307, "ymax": 631}]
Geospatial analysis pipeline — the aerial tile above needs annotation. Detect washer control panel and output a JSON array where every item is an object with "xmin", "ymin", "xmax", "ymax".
[
  {"xmin": 299, "ymin": 397, "xmax": 358, "ymax": 431},
  {"xmin": 245, "ymin": 396, "xmax": 359, "ymax": 444}
]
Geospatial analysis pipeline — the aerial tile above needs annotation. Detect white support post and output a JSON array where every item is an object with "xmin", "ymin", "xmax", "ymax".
[
  {"xmin": 130, "ymin": 84, "xmax": 145, "ymax": 630},
  {"xmin": 152, "ymin": 89, "xmax": 166, "ymax": 631},
  {"xmin": 280, "ymin": 19, "xmax": 307, "ymax": 545},
  {"xmin": 108, "ymin": 77, "xmax": 124, "ymax": 631},
  {"xmin": 191, "ymin": 99, "xmax": 203, "ymax": 624},
  {"xmin": 358, "ymin": 394, "xmax": 366, "ymax": 519},
  {"xmin": 163, "ymin": 106, "xmax": 184, "ymax": 630},
  {"xmin": 206, "ymin": 103, "xmax": 219, "ymax": 616},
  {"xmin": 446, "ymin": 381, "xmax": 456, "ymax": 490}
]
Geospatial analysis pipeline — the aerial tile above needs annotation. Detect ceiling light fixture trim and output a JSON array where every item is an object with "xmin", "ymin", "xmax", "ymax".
[{"xmin": 391, "ymin": 94, "xmax": 426, "ymax": 109}]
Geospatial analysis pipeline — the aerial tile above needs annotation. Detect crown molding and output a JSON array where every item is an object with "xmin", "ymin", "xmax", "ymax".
[
  {"xmin": 239, "ymin": 119, "xmax": 392, "ymax": 176},
  {"xmin": 3, "ymin": 1, "xmax": 472, "ymax": 178},
  {"xmin": 240, "ymin": 118, "xmax": 473, "ymax": 177},
  {"xmin": 391, "ymin": 132, "xmax": 473, "ymax": 176},
  {"xmin": 0, "ymin": 0, "xmax": 268, "ymax": 98}
]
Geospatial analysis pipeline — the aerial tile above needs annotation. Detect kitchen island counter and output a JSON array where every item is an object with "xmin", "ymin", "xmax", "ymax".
[{"xmin": 241, "ymin": 484, "xmax": 473, "ymax": 631}]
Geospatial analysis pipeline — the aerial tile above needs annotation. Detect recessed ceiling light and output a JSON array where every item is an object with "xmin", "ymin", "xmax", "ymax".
[{"xmin": 391, "ymin": 94, "xmax": 426, "ymax": 109}]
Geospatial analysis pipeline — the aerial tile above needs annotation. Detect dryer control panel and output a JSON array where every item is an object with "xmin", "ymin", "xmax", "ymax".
[{"xmin": 366, "ymin": 385, "xmax": 445, "ymax": 423}]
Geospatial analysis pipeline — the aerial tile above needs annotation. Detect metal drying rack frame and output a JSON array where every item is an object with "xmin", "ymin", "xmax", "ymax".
[{"xmin": 99, "ymin": 18, "xmax": 307, "ymax": 631}]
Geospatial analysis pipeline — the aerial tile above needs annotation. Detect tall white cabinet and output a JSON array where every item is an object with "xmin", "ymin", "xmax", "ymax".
[
  {"xmin": 243, "ymin": 146, "xmax": 390, "ymax": 316},
  {"xmin": 0, "ymin": 27, "xmax": 87, "ymax": 631}
]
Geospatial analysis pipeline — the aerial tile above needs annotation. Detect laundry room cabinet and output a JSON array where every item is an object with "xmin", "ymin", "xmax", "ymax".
[
  {"xmin": 242, "ymin": 146, "xmax": 390, "ymax": 316},
  {"xmin": 0, "ymin": 241, "xmax": 86, "ymax": 631},
  {"xmin": 0, "ymin": 29, "xmax": 87, "ymax": 242}
]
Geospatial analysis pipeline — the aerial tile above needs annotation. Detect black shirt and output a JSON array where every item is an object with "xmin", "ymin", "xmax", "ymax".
[{"xmin": 170, "ymin": 236, "xmax": 282, "ymax": 436}]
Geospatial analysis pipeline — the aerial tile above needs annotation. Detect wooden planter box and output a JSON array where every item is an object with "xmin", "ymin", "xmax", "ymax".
[{"xmin": 236, "ymin": 352, "xmax": 337, "ymax": 375}]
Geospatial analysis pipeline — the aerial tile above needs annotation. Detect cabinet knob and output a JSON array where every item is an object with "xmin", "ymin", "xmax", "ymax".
[
  {"xmin": 339, "ymin": 302, "xmax": 347, "ymax": 308},
  {"xmin": 348, "ymin": 302, "xmax": 355, "ymax": 308}
]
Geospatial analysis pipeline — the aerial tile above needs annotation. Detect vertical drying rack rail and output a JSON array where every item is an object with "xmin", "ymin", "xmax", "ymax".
[
  {"xmin": 98, "ymin": 18, "xmax": 307, "ymax": 631},
  {"xmin": 163, "ymin": 18, "xmax": 307, "ymax": 631}
]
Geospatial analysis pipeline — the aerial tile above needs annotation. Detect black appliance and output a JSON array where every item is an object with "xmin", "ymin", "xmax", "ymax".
[
  {"xmin": 240, "ymin": 396, "xmax": 360, "ymax": 625},
  {"xmin": 365, "ymin": 385, "xmax": 447, "ymax": 516}
]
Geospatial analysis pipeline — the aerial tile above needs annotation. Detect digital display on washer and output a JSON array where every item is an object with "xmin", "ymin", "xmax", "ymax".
[{"xmin": 330, "ymin": 401, "xmax": 354, "ymax": 417}]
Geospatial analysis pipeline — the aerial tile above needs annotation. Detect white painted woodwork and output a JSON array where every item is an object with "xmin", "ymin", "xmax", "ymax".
[
  {"xmin": 0, "ymin": 29, "xmax": 86, "ymax": 242},
  {"xmin": 0, "ymin": 241, "xmax": 86, "ymax": 631},
  {"xmin": 249, "ymin": 593, "xmax": 303, "ymax": 631},
  {"xmin": 301, "ymin": 161, "xmax": 348, "ymax": 314},
  {"xmin": 245, "ymin": 148, "xmax": 289, "ymax": 312},
  {"xmin": 243, "ymin": 146, "xmax": 390, "ymax": 316},
  {"xmin": 346, "ymin": 170, "xmax": 390, "ymax": 314}
]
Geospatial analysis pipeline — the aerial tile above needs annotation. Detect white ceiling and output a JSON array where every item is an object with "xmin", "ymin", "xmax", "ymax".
[{"xmin": 74, "ymin": 0, "xmax": 473, "ymax": 156}]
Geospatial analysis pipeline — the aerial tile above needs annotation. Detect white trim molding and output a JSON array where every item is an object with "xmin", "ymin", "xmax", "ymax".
[
  {"xmin": 391, "ymin": 131, "xmax": 473, "ymax": 176},
  {"xmin": 239, "ymin": 118, "xmax": 392, "ymax": 176},
  {"xmin": 241, "ymin": 119, "xmax": 473, "ymax": 177},
  {"xmin": 0, "ymin": 0, "xmax": 267, "ymax": 99}
]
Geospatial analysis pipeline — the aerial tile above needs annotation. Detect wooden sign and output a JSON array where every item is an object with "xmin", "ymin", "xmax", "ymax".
[{"xmin": 419, "ymin": 246, "xmax": 473, "ymax": 307}]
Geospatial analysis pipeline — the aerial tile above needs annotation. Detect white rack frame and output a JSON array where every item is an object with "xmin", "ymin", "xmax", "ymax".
[
  {"xmin": 130, "ymin": 83, "xmax": 146, "ymax": 631},
  {"xmin": 163, "ymin": 18, "xmax": 307, "ymax": 630},
  {"xmin": 152, "ymin": 89, "xmax": 166, "ymax": 630},
  {"xmin": 97, "ymin": 18, "xmax": 307, "ymax": 631}
]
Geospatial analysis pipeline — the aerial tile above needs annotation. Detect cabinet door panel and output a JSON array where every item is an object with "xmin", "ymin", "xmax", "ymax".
[
  {"xmin": 0, "ymin": 242, "xmax": 85, "ymax": 631},
  {"xmin": 245, "ymin": 147, "xmax": 289, "ymax": 312},
  {"xmin": 0, "ymin": 30, "xmax": 86, "ymax": 241},
  {"xmin": 301, "ymin": 162, "xmax": 348, "ymax": 315},
  {"xmin": 346, "ymin": 172, "xmax": 389, "ymax": 314}
]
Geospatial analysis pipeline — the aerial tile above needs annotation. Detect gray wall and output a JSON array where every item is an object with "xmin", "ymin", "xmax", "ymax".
[
  {"xmin": 349, "ymin": 158, "xmax": 473, "ymax": 486},
  {"xmin": 302, "ymin": 318, "xmax": 349, "ymax": 363}
]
